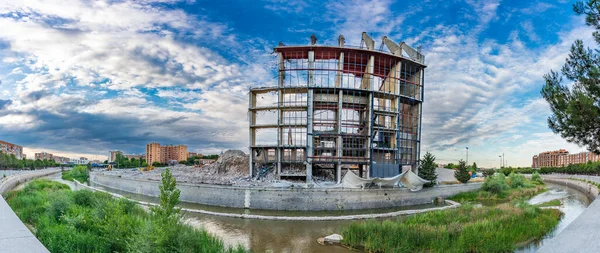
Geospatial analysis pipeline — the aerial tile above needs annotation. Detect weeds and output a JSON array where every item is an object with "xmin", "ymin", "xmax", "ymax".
[
  {"xmin": 341, "ymin": 204, "xmax": 562, "ymax": 252},
  {"xmin": 61, "ymin": 165, "xmax": 89, "ymax": 182},
  {"xmin": 6, "ymin": 179, "xmax": 248, "ymax": 253}
]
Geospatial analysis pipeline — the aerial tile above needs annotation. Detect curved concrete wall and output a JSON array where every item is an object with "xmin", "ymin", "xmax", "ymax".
[
  {"xmin": 538, "ymin": 175, "xmax": 600, "ymax": 253},
  {"xmin": 90, "ymin": 173, "xmax": 483, "ymax": 211},
  {"xmin": 0, "ymin": 169, "xmax": 59, "ymax": 253}
]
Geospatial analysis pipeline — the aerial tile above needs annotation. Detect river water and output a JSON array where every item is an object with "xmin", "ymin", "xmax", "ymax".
[
  {"xmin": 516, "ymin": 182, "xmax": 591, "ymax": 252},
  {"xmin": 34, "ymin": 175, "xmax": 592, "ymax": 253}
]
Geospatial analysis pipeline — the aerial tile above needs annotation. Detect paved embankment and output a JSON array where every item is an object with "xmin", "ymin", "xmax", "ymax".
[
  {"xmin": 77, "ymin": 179, "xmax": 463, "ymax": 221},
  {"xmin": 0, "ymin": 169, "xmax": 60, "ymax": 253},
  {"xmin": 538, "ymin": 175, "xmax": 600, "ymax": 253},
  {"xmin": 91, "ymin": 172, "xmax": 483, "ymax": 211}
]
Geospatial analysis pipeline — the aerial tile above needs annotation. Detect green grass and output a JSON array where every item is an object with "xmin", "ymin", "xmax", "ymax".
[
  {"xmin": 61, "ymin": 165, "xmax": 89, "ymax": 183},
  {"xmin": 341, "ymin": 204, "xmax": 562, "ymax": 253},
  {"xmin": 449, "ymin": 173, "xmax": 546, "ymax": 203},
  {"xmin": 537, "ymin": 199, "xmax": 561, "ymax": 207},
  {"xmin": 6, "ymin": 179, "xmax": 248, "ymax": 253}
]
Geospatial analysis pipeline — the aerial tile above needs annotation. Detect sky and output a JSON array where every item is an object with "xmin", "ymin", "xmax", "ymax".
[{"xmin": 0, "ymin": 0, "xmax": 594, "ymax": 167}]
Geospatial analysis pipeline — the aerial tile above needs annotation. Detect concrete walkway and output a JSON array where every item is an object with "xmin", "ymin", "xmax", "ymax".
[
  {"xmin": 538, "ymin": 174, "xmax": 600, "ymax": 253},
  {"xmin": 0, "ymin": 169, "xmax": 60, "ymax": 253}
]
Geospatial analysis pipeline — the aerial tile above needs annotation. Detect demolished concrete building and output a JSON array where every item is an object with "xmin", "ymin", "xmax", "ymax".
[{"xmin": 249, "ymin": 32, "xmax": 425, "ymax": 183}]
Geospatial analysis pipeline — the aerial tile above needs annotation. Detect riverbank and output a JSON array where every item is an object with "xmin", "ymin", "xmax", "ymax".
[
  {"xmin": 537, "ymin": 175, "xmax": 600, "ymax": 253},
  {"xmin": 91, "ymin": 172, "xmax": 483, "ymax": 211},
  {"xmin": 5, "ymin": 179, "xmax": 248, "ymax": 253},
  {"xmin": 0, "ymin": 168, "xmax": 61, "ymax": 253},
  {"xmin": 339, "ymin": 174, "xmax": 563, "ymax": 252}
]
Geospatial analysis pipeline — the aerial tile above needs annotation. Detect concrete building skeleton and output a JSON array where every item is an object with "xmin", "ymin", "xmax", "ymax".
[{"xmin": 249, "ymin": 33, "xmax": 426, "ymax": 183}]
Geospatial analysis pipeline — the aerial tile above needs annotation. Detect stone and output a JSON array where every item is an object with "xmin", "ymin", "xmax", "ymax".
[{"xmin": 324, "ymin": 233, "xmax": 343, "ymax": 244}]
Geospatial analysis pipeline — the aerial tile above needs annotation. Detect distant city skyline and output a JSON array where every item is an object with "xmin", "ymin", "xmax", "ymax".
[{"xmin": 0, "ymin": 0, "xmax": 594, "ymax": 167}]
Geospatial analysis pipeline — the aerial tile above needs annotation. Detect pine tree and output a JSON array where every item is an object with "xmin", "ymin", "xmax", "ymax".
[
  {"xmin": 454, "ymin": 160, "xmax": 471, "ymax": 183},
  {"xmin": 418, "ymin": 152, "xmax": 438, "ymax": 187},
  {"xmin": 541, "ymin": 0, "xmax": 600, "ymax": 154}
]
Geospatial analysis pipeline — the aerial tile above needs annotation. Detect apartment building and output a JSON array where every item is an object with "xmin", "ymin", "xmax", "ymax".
[
  {"xmin": 125, "ymin": 154, "xmax": 145, "ymax": 160},
  {"xmin": 146, "ymin": 143, "xmax": 187, "ymax": 165},
  {"xmin": 53, "ymin": 156, "xmax": 70, "ymax": 164},
  {"xmin": 0, "ymin": 140, "xmax": 23, "ymax": 159},
  {"xmin": 533, "ymin": 149, "xmax": 600, "ymax": 168},
  {"xmin": 108, "ymin": 150, "xmax": 123, "ymax": 162},
  {"xmin": 71, "ymin": 157, "xmax": 89, "ymax": 165},
  {"xmin": 35, "ymin": 152, "xmax": 53, "ymax": 161}
]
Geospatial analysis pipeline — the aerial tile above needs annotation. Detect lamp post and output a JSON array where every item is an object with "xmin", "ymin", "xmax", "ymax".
[
  {"xmin": 466, "ymin": 147, "xmax": 469, "ymax": 165},
  {"xmin": 499, "ymin": 155, "xmax": 502, "ymax": 168}
]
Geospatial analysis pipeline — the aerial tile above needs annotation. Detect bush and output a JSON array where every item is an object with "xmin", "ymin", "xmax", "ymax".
[
  {"xmin": 454, "ymin": 160, "xmax": 471, "ymax": 183},
  {"xmin": 482, "ymin": 169, "xmax": 495, "ymax": 177},
  {"xmin": 62, "ymin": 165, "xmax": 89, "ymax": 182},
  {"xmin": 531, "ymin": 172, "xmax": 544, "ymax": 185},
  {"xmin": 482, "ymin": 173, "xmax": 509, "ymax": 194},
  {"xmin": 507, "ymin": 172, "xmax": 526, "ymax": 188}
]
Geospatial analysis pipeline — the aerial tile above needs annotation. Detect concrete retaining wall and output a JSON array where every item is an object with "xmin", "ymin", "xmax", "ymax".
[
  {"xmin": 538, "ymin": 175, "xmax": 600, "ymax": 253},
  {"xmin": 542, "ymin": 177, "xmax": 598, "ymax": 201},
  {"xmin": 0, "ymin": 169, "xmax": 60, "ymax": 253},
  {"xmin": 90, "ymin": 173, "xmax": 483, "ymax": 211}
]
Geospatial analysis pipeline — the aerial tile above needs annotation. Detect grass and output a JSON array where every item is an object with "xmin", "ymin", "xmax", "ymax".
[
  {"xmin": 5, "ymin": 179, "xmax": 248, "ymax": 253},
  {"xmin": 537, "ymin": 200, "xmax": 561, "ymax": 207},
  {"xmin": 61, "ymin": 165, "xmax": 89, "ymax": 183},
  {"xmin": 341, "ymin": 172, "xmax": 562, "ymax": 252},
  {"xmin": 341, "ymin": 204, "xmax": 562, "ymax": 253},
  {"xmin": 449, "ymin": 173, "xmax": 546, "ymax": 203}
]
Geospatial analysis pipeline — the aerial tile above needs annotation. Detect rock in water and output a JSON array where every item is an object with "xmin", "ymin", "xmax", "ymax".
[{"xmin": 324, "ymin": 233, "xmax": 343, "ymax": 244}]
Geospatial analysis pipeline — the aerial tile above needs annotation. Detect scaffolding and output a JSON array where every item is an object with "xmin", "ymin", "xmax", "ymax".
[{"xmin": 249, "ymin": 32, "xmax": 426, "ymax": 183}]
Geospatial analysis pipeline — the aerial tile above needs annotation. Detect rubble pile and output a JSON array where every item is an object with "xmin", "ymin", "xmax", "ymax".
[{"xmin": 99, "ymin": 150, "xmax": 279, "ymax": 186}]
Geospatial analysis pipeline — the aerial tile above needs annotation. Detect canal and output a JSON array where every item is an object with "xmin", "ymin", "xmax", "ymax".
[{"xmin": 36, "ymin": 174, "xmax": 593, "ymax": 253}]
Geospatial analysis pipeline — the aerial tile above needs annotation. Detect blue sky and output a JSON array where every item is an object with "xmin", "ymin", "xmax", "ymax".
[{"xmin": 0, "ymin": 0, "xmax": 594, "ymax": 167}]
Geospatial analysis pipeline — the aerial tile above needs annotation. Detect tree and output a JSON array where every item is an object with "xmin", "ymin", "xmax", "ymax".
[
  {"xmin": 151, "ymin": 168, "xmax": 181, "ymax": 219},
  {"xmin": 149, "ymin": 168, "xmax": 181, "ymax": 252},
  {"xmin": 454, "ymin": 160, "xmax": 471, "ymax": 183},
  {"xmin": 541, "ymin": 0, "xmax": 600, "ymax": 154},
  {"xmin": 471, "ymin": 162, "xmax": 478, "ymax": 172},
  {"xmin": 418, "ymin": 152, "xmax": 438, "ymax": 187}
]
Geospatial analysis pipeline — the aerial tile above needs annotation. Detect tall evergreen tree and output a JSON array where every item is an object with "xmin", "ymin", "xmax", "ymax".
[
  {"xmin": 418, "ymin": 152, "xmax": 438, "ymax": 187},
  {"xmin": 542, "ymin": 0, "xmax": 600, "ymax": 154},
  {"xmin": 454, "ymin": 160, "xmax": 471, "ymax": 183}
]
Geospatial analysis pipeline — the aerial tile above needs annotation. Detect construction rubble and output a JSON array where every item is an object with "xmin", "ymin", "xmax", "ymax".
[{"xmin": 96, "ymin": 149, "xmax": 431, "ymax": 189}]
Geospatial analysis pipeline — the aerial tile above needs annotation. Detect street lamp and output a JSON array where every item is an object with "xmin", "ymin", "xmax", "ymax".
[
  {"xmin": 466, "ymin": 147, "xmax": 469, "ymax": 165},
  {"xmin": 499, "ymin": 155, "xmax": 502, "ymax": 168}
]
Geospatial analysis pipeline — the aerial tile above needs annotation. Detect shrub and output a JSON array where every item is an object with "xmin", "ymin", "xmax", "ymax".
[
  {"xmin": 6, "ymin": 179, "xmax": 248, "ymax": 253},
  {"xmin": 454, "ymin": 160, "xmax": 471, "ymax": 183},
  {"xmin": 482, "ymin": 169, "xmax": 495, "ymax": 177},
  {"xmin": 482, "ymin": 173, "xmax": 509, "ymax": 194},
  {"xmin": 62, "ymin": 165, "xmax": 89, "ymax": 182},
  {"xmin": 507, "ymin": 172, "xmax": 526, "ymax": 188},
  {"xmin": 531, "ymin": 172, "xmax": 544, "ymax": 184},
  {"xmin": 73, "ymin": 190, "xmax": 95, "ymax": 207}
]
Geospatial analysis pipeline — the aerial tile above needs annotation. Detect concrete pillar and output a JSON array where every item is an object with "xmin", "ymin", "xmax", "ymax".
[
  {"xmin": 336, "ymin": 90, "xmax": 343, "ymax": 184},
  {"xmin": 249, "ymin": 92, "xmax": 256, "ymax": 177},
  {"xmin": 366, "ymin": 92, "xmax": 374, "ymax": 179},
  {"xmin": 336, "ymin": 52, "xmax": 344, "ymax": 87},
  {"xmin": 361, "ymin": 56, "xmax": 374, "ymax": 90},
  {"xmin": 306, "ymin": 50, "xmax": 315, "ymax": 183}
]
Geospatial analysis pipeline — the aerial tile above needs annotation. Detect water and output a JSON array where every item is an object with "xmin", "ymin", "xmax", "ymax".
[{"xmin": 516, "ymin": 182, "xmax": 591, "ymax": 252}]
